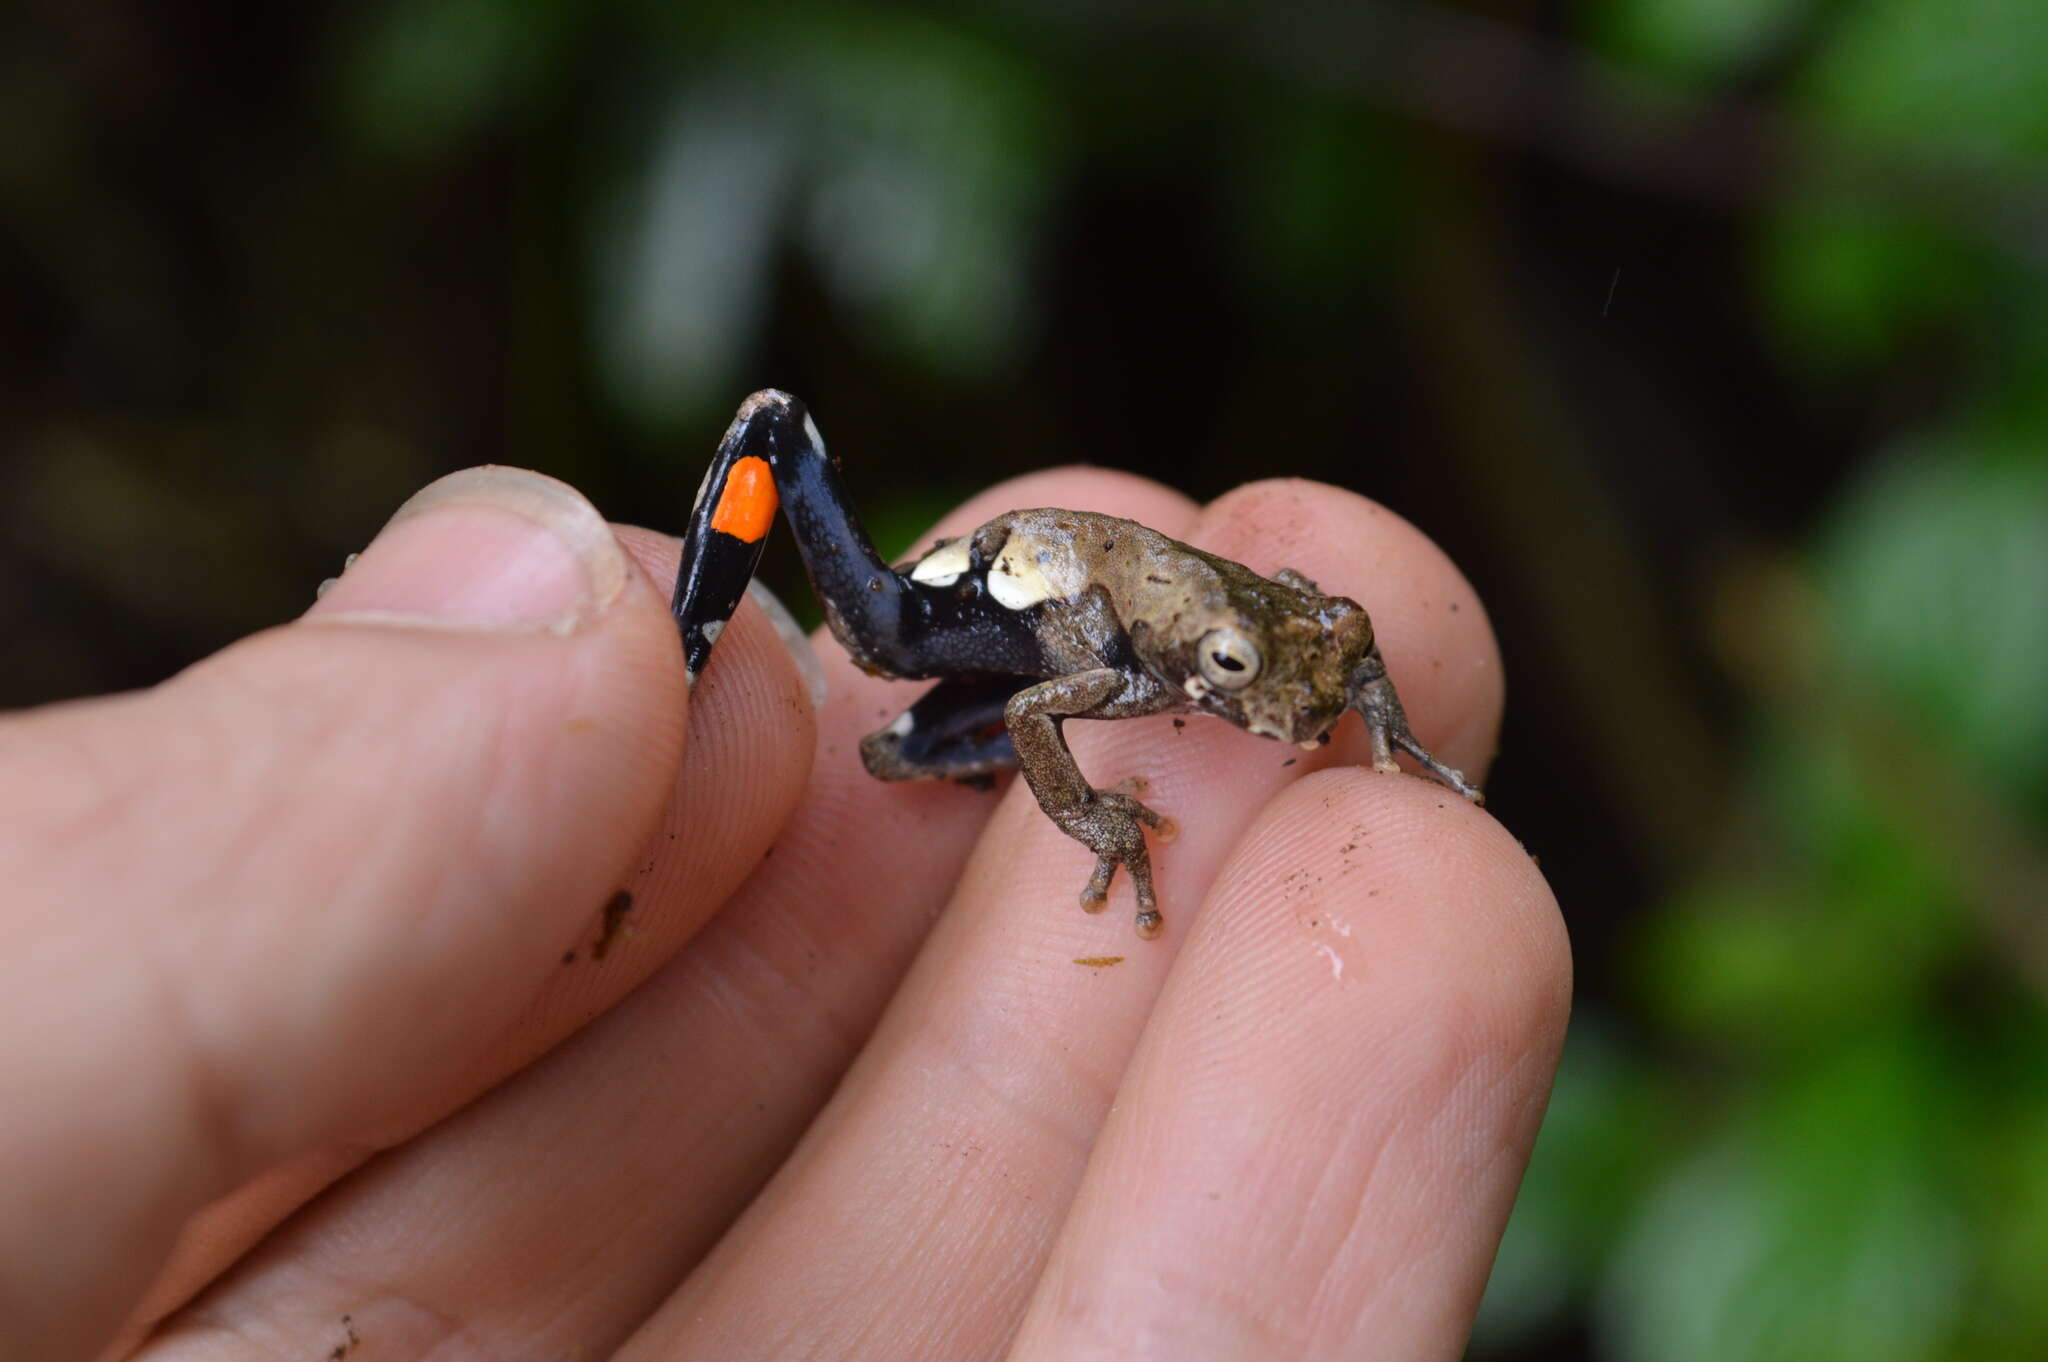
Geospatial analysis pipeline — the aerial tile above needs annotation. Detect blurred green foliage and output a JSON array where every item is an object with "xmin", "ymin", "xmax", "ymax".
[
  {"xmin": 1504, "ymin": 0, "xmax": 2048, "ymax": 1354},
  {"xmin": 5, "ymin": 0, "xmax": 2047, "ymax": 1356}
]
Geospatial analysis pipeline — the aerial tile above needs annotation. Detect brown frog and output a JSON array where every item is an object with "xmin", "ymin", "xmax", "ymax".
[{"xmin": 674, "ymin": 390, "xmax": 1480, "ymax": 939}]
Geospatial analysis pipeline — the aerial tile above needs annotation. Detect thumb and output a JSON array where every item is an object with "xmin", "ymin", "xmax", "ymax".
[{"xmin": 0, "ymin": 468, "xmax": 807, "ymax": 1361}]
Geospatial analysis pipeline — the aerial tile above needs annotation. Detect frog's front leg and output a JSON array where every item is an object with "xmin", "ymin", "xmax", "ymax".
[
  {"xmin": 1349, "ymin": 643, "xmax": 1482, "ymax": 803},
  {"xmin": 1004, "ymin": 668, "xmax": 1178, "ymax": 939}
]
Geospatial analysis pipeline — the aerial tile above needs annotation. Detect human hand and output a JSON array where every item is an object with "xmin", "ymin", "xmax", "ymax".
[{"xmin": 2, "ymin": 465, "xmax": 1567, "ymax": 1361}]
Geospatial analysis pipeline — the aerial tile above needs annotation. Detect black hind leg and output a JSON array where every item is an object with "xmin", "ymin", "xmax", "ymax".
[
  {"xmin": 860, "ymin": 675, "xmax": 1027, "ymax": 784},
  {"xmin": 675, "ymin": 389, "xmax": 924, "ymax": 681},
  {"xmin": 673, "ymin": 393, "xmax": 788, "ymax": 680},
  {"xmin": 675, "ymin": 390, "xmax": 1047, "ymax": 685}
]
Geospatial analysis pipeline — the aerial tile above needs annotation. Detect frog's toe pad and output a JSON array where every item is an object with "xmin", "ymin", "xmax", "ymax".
[
  {"xmin": 1134, "ymin": 910, "xmax": 1163, "ymax": 940},
  {"xmin": 1080, "ymin": 857, "xmax": 1115, "ymax": 912}
]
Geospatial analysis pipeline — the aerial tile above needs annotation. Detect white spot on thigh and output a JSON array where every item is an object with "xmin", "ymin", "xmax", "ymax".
[
  {"xmin": 989, "ymin": 538, "xmax": 1056, "ymax": 610},
  {"xmin": 910, "ymin": 539, "xmax": 971, "ymax": 587}
]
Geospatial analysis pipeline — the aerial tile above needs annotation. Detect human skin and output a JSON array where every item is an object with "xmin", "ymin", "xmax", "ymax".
[{"xmin": 0, "ymin": 463, "xmax": 1568, "ymax": 1362}]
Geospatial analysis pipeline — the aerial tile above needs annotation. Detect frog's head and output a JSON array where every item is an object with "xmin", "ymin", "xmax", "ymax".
[{"xmin": 1178, "ymin": 590, "xmax": 1373, "ymax": 747}]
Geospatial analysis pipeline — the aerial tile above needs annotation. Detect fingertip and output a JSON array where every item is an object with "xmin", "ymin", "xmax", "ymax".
[
  {"xmin": 1195, "ymin": 766, "xmax": 1569, "ymax": 1056},
  {"xmin": 307, "ymin": 466, "xmax": 632, "ymax": 636},
  {"xmin": 1008, "ymin": 766, "xmax": 1567, "ymax": 1359}
]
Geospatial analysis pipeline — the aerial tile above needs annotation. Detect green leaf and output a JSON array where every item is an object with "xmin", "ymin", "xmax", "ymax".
[
  {"xmin": 780, "ymin": 8, "xmax": 1064, "ymax": 379},
  {"xmin": 586, "ymin": 7, "xmax": 1063, "ymax": 428},
  {"xmin": 587, "ymin": 81, "xmax": 799, "ymax": 429},
  {"xmin": 1633, "ymin": 733, "xmax": 1960, "ymax": 1049},
  {"xmin": 338, "ymin": 0, "xmax": 583, "ymax": 156},
  {"xmin": 1756, "ymin": 198, "xmax": 1983, "ymax": 366},
  {"xmin": 1821, "ymin": 436, "xmax": 2048, "ymax": 802},
  {"xmin": 1590, "ymin": 0, "xmax": 1809, "ymax": 86},
  {"xmin": 1800, "ymin": 0, "xmax": 2048, "ymax": 160},
  {"xmin": 1598, "ymin": 1039, "xmax": 1967, "ymax": 1362}
]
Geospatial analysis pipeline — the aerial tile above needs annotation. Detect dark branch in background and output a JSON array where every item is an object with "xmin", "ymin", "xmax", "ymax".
[
  {"xmin": 1398, "ymin": 140, "xmax": 1733, "ymax": 874},
  {"xmin": 1237, "ymin": 0, "xmax": 2048, "ymax": 265}
]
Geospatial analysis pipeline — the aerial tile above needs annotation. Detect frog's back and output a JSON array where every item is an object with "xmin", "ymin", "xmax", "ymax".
[{"xmin": 974, "ymin": 507, "xmax": 1228, "ymax": 618}]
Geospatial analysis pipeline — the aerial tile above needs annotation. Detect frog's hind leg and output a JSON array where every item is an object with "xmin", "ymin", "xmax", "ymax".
[
  {"xmin": 678, "ymin": 390, "xmax": 1052, "ymax": 687},
  {"xmin": 675, "ymin": 388, "xmax": 915, "ymax": 681},
  {"xmin": 859, "ymin": 674, "xmax": 1026, "ymax": 785},
  {"xmin": 673, "ymin": 396, "xmax": 787, "ymax": 681}
]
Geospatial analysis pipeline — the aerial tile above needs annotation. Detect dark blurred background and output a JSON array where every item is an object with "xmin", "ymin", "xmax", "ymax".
[{"xmin": 5, "ymin": 0, "xmax": 2046, "ymax": 1356}]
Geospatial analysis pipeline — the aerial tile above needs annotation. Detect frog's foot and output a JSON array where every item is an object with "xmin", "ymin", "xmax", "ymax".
[
  {"xmin": 1064, "ymin": 787, "xmax": 1170, "ymax": 939},
  {"xmin": 1101, "ymin": 776, "xmax": 1179, "ymax": 841}
]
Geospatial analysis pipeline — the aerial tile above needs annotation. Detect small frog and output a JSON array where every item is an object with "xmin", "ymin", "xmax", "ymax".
[{"xmin": 673, "ymin": 390, "xmax": 1480, "ymax": 939}]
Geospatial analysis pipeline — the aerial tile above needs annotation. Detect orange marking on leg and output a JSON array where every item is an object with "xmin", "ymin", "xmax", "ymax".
[{"xmin": 709, "ymin": 456, "xmax": 777, "ymax": 542}]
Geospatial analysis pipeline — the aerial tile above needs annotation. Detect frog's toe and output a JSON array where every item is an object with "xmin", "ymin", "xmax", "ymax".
[
  {"xmin": 1080, "ymin": 857, "xmax": 1115, "ymax": 913},
  {"xmin": 1122, "ymin": 839, "xmax": 1161, "ymax": 937}
]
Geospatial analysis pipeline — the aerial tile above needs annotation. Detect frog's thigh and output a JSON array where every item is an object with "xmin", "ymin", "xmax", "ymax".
[{"xmin": 859, "ymin": 675, "xmax": 1027, "ymax": 782}]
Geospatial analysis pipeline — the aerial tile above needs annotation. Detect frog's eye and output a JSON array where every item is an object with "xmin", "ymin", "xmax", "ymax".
[{"xmin": 1197, "ymin": 626, "xmax": 1262, "ymax": 690}]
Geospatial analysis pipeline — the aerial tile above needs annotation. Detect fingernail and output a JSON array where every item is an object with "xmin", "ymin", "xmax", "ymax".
[
  {"xmin": 309, "ymin": 467, "xmax": 627, "ymax": 634},
  {"xmin": 747, "ymin": 579, "xmax": 828, "ymax": 710}
]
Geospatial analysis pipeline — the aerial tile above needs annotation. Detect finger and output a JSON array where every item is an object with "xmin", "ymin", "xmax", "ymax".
[
  {"xmin": 0, "ymin": 468, "xmax": 814, "ymax": 1362},
  {"xmin": 624, "ymin": 480, "xmax": 1506, "ymax": 1360},
  {"xmin": 1009, "ymin": 770, "xmax": 1569, "ymax": 1360},
  {"xmin": 140, "ymin": 470, "xmax": 1200, "ymax": 1361},
  {"xmin": 117, "ymin": 523, "xmax": 818, "ymax": 1349}
]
